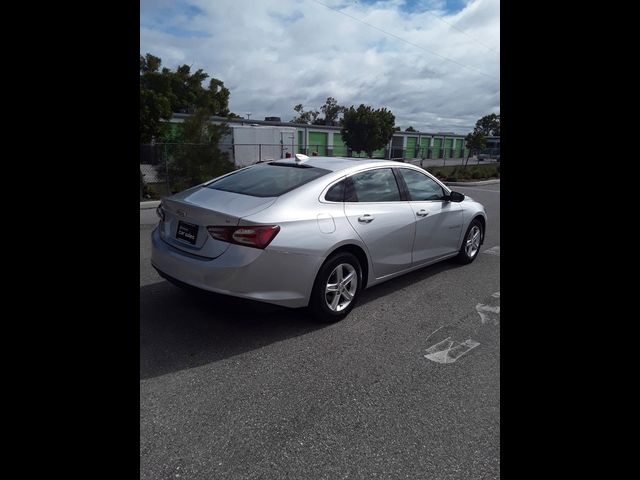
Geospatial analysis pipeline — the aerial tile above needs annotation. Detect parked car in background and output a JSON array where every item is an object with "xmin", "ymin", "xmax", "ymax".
[
  {"xmin": 151, "ymin": 155, "xmax": 487, "ymax": 322},
  {"xmin": 477, "ymin": 152, "xmax": 500, "ymax": 161}
]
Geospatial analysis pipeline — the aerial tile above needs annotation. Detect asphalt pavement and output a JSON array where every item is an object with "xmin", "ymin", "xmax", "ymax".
[{"xmin": 140, "ymin": 183, "xmax": 500, "ymax": 479}]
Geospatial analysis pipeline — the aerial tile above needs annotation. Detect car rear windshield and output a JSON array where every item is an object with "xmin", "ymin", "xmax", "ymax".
[{"xmin": 207, "ymin": 162, "xmax": 331, "ymax": 197}]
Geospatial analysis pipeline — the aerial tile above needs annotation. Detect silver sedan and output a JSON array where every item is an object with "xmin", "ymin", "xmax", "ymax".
[{"xmin": 151, "ymin": 155, "xmax": 487, "ymax": 322}]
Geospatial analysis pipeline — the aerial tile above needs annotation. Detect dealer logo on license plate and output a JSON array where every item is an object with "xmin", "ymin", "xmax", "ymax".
[{"xmin": 176, "ymin": 220, "xmax": 198, "ymax": 245}]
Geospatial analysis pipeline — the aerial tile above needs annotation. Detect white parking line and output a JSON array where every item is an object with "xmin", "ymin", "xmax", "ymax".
[
  {"xmin": 475, "ymin": 304, "xmax": 500, "ymax": 325},
  {"xmin": 483, "ymin": 246, "xmax": 500, "ymax": 256},
  {"xmin": 476, "ymin": 291, "xmax": 500, "ymax": 325},
  {"xmin": 423, "ymin": 289, "xmax": 499, "ymax": 365}
]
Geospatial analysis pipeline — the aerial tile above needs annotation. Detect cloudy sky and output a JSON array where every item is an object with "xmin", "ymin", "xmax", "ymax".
[{"xmin": 140, "ymin": 0, "xmax": 499, "ymax": 134}]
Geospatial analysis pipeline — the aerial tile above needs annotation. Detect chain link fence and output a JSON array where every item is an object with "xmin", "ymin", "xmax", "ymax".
[
  {"xmin": 140, "ymin": 142, "xmax": 499, "ymax": 200},
  {"xmin": 140, "ymin": 143, "xmax": 236, "ymax": 200}
]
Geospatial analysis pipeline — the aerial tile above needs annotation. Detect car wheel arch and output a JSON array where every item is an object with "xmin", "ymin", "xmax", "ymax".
[
  {"xmin": 322, "ymin": 244, "xmax": 370, "ymax": 289},
  {"xmin": 473, "ymin": 215, "xmax": 486, "ymax": 244},
  {"xmin": 459, "ymin": 215, "xmax": 486, "ymax": 250}
]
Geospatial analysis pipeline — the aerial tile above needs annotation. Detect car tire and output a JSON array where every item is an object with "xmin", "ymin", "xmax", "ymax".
[
  {"xmin": 455, "ymin": 218, "xmax": 483, "ymax": 264},
  {"xmin": 309, "ymin": 252, "xmax": 363, "ymax": 323}
]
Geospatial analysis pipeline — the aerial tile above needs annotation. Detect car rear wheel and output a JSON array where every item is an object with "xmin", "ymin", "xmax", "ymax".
[
  {"xmin": 309, "ymin": 252, "xmax": 362, "ymax": 323},
  {"xmin": 456, "ymin": 219, "xmax": 483, "ymax": 264}
]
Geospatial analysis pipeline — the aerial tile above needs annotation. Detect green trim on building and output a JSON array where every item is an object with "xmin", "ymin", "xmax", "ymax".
[
  {"xmin": 454, "ymin": 138, "xmax": 463, "ymax": 158},
  {"xmin": 406, "ymin": 137, "xmax": 417, "ymax": 159},
  {"xmin": 432, "ymin": 138, "xmax": 442, "ymax": 158},
  {"xmin": 308, "ymin": 132, "xmax": 328, "ymax": 156},
  {"xmin": 332, "ymin": 133, "xmax": 347, "ymax": 156},
  {"xmin": 444, "ymin": 138, "xmax": 454, "ymax": 158},
  {"xmin": 419, "ymin": 136, "xmax": 431, "ymax": 158}
]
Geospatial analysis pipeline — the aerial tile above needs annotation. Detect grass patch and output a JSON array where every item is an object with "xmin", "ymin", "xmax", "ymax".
[
  {"xmin": 426, "ymin": 163, "xmax": 499, "ymax": 182},
  {"xmin": 142, "ymin": 182, "xmax": 173, "ymax": 200}
]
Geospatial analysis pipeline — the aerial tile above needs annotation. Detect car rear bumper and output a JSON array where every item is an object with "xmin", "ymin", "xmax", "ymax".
[{"xmin": 150, "ymin": 227, "xmax": 322, "ymax": 308}]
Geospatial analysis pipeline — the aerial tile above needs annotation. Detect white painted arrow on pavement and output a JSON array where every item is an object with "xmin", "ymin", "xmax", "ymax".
[{"xmin": 424, "ymin": 337, "xmax": 480, "ymax": 364}]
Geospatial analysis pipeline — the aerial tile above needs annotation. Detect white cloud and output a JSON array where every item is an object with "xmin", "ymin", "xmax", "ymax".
[{"xmin": 140, "ymin": 0, "xmax": 499, "ymax": 133}]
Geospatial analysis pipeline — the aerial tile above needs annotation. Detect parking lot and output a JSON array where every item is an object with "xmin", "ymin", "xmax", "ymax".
[{"xmin": 140, "ymin": 183, "xmax": 500, "ymax": 479}]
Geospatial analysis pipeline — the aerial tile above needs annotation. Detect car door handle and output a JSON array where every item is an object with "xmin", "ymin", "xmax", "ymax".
[
  {"xmin": 358, "ymin": 215, "xmax": 375, "ymax": 223},
  {"xmin": 416, "ymin": 209, "xmax": 429, "ymax": 217}
]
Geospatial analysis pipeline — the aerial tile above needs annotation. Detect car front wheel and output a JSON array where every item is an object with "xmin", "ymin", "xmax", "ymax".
[
  {"xmin": 309, "ymin": 252, "xmax": 362, "ymax": 323},
  {"xmin": 456, "ymin": 219, "xmax": 483, "ymax": 264}
]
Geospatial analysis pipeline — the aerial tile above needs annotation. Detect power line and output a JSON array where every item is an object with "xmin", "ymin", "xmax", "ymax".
[
  {"xmin": 423, "ymin": 7, "xmax": 500, "ymax": 56},
  {"xmin": 309, "ymin": 0, "xmax": 499, "ymax": 81}
]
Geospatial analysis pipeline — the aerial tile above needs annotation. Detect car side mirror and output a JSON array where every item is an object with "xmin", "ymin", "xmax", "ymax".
[{"xmin": 446, "ymin": 191, "xmax": 465, "ymax": 202}]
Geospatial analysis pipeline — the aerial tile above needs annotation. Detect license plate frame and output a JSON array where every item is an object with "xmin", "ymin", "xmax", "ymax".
[{"xmin": 176, "ymin": 220, "xmax": 198, "ymax": 245}]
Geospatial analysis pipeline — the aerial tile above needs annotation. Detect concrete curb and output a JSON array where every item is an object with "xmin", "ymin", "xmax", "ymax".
[
  {"xmin": 140, "ymin": 200, "xmax": 161, "ymax": 210},
  {"xmin": 445, "ymin": 179, "xmax": 500, "ymax": 187}
]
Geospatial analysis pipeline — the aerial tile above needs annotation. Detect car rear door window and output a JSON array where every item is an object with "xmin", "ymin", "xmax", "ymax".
[
  {"xmin": 325, "ymin": 180, "xmax": 346, "ymax": 202},
  {"xmin": 207, "ymin": 162, "xmax": 330, "ymax": 197},
  {"xmin": 350, "ymin": 168, "xmax": 402, "ymax": 202},
  {"xmin": 398, "ymin": 168, "xmax": 445, "ymax": 201}
]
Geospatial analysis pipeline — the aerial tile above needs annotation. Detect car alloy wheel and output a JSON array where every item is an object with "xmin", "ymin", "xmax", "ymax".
[
  {"xmin": 456, "ymin": 219, "xmax": 483, "ymax": 264},
  {"xmin": 310, "ymin": 252, "xmax": 362, "ymax": 322},
  {"xmin": 324, "ymin": 263, "xmax": 358, "ymax": 312},
  {"xmin": 465, "ymin": 225, "xmax": 481, "ymax": 259}
]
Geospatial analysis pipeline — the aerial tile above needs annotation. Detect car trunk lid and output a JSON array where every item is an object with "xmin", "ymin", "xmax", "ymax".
[{"xmin": 159, "ymin": 186, "xmax": 277, "ymax": 258}]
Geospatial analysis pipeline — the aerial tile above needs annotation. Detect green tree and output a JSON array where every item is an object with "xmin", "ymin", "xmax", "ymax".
[
  {"xmin": 474, "ymin": 113, "xmax": 500, "ymax": 136},
  {"xmin": 405, "ymin": 126, "xmax": 417, "ymax": 132},
  {"xmin": 139, "ymin": 53, "xmax": 238, "ymax": 196},
  {"xmin": 292, "ymin": 97, "xmax": 345, "ymax": 125},
  {"xmin": 291, "ymin": 104, "xmax": 320, "ymax": 124},
  {"xmin": 140, "ymin": 54, "xmax": 172, "ymax": 142},
  {"xmin": 320, "ymin": 97, "xmax": 346, "ymax": 126},
  {"xmin": 140, "ymin": 53, "xmax": 234, "ymax": 142},
  {"xmin": 464, "ymin": 131, "xmax": 487, "ymax": 168},
  {"xmin": 140, "ymin": 53, "xmax": 162, "ymax": 73},
  {"xmin": 341, "ymin": 105, "xmax": 396, "ymax": 158},
  {"xmin": 140, "ymin": 89, "xmax": 171, "ymax": 143},
  {"xmin": 166, "ymin": 110, "xmax": 234, "ymax": 189}
]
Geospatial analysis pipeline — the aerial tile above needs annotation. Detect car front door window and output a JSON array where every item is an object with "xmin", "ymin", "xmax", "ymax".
[
  {"xmin": 344, "ymin": 168, "xmax": 415, "ymax": 278},
  {"xmin": 398, "ymin": 168, "xmax": 445, "ymax": 201}
]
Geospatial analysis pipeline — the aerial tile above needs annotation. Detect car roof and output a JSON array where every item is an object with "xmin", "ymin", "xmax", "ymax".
[{"xmin": 275, "ymin": 156, "xmax": 401, "ymax": 173}]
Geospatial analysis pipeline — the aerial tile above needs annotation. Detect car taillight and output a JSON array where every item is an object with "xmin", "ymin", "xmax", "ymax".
[
  {"xmin": 207, "ymin": 225, "xmax": 280, "ymax": 249},
  {"xmin": 156, "ymin": 204, "xmax": 165, "ymax": 221}
]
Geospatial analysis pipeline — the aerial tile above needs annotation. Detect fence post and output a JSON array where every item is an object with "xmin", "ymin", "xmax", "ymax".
[
  {"xmin": 164, "ymin": 143, "xmax": 169, "ymax": 196},
  {"xmin": 259, "ymin": 144, "xmax": 262, "ymax": 162}
]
